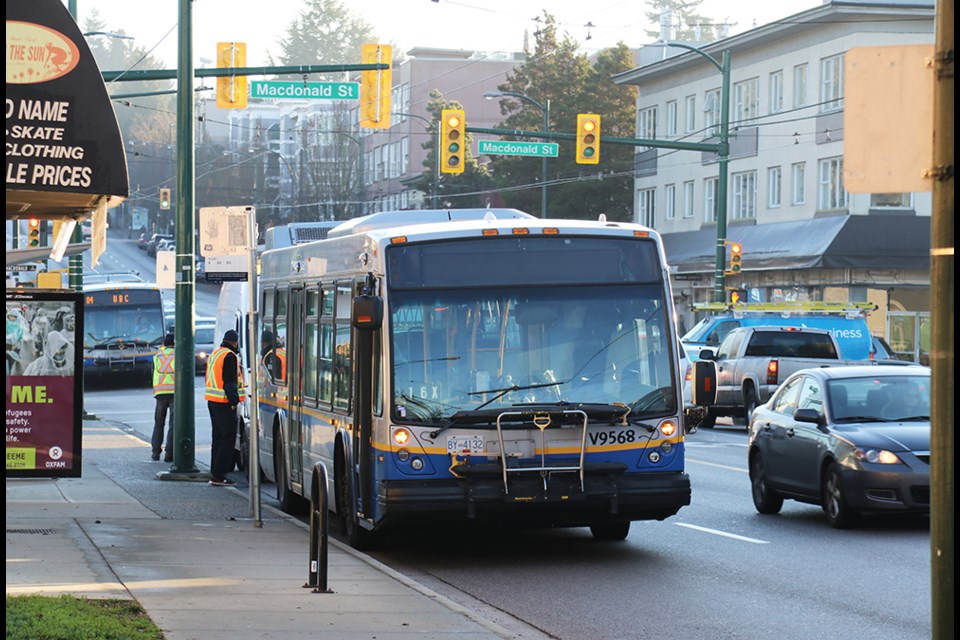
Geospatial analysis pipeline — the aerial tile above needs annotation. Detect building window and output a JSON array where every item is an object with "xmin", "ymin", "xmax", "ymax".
[
  {"xmin": 704, "ymin": 88, "xmax": 721, "ymax": 136},
  {"xmin": 704, "ymin": 176, "xmax": 718, "ymax": 223},
  {"xmin": 791, "ymin": 162, "xmax": 806, "ymax": 205},
  {"xmin": 732, "ymin": 171, "xmax": 757, "ymax": 220},
  {"xmin": 401, "ymin": 137, "xmax": 409, "ymax": 175},
  {"xmin": 769, "ymin": 70, "xmax": 783, "ymax": 114},
  {"xmin": 767, "ymin": 166, "xmax": 782, "ymax": 208},
  {"xmin": 818, "ymin": 156, "xmax": 847, "ymax": 210},
  {"xmin": 684, "ymin": 95, "xmax": 696, "ymax": 133},
  {"xmin": 666, "ymin": 100, "xmax": 678, "ymax": 137},
  {"xmin": 793, "ymin": 63, "xmax": 808, "ymax": 108},
  {"xmin": 665, "ymin": 184, "xmax": 676, "ymax": 220},
  {"xmin": 683, "ymin": 181, "xmax": 695, "ymax": 218},
  {"xmin": 820, "ymin": 53, "xmax": 845, "ymax": 112},
  {"xmin": 638, "ymin": 106, "xmax": 657, "ymax": 150},
  {"xmin": 734, "ymin": 77, "xmax": 759, "ymax": 126},
  {"xmin": 871, "ymin": 192, "xmax": 912, "ymax": 209},
  {"xmin": 638, "ymin": 188, "xmax": 656, "ymax": 228}
]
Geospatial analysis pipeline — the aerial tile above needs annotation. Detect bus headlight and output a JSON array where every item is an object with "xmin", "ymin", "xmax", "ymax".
[
  {"xmin": 411, "ymin": 458, "xmax": 424, "ymax": 470},
  {"xmin": 648, "ymin": 451, "xmax": 662, "ymax": 463},
  {"xmin": 393, "ymin": 428, "xmax": 410, "ymax": 446},
  {"xmin": 396, "ymin": 449, "xmax": 410, "ymax": 462}
]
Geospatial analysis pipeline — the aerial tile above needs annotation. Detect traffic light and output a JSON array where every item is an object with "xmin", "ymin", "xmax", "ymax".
[
  {"xmin": 575, "ymin": 113, "xmax": 600, "ymax": 164},
  {"xmin": 359, "ymin": 44, "xmax": 392, "ymax": 129},
  {"xmin": 440, "ymin": 109, "xmax": 465, "ymax": 174},
  {"xmin": 728, "ymin": 288, "xmax": 747, "ymax": 304},
  {"xmin": 725, "ymin": 240, "xmax": 742, "ymax": 275},
  {"xmin": 28, "ymin": 218, "xmax": 41, "ymax": 247},
  {"xmin": 216, "ymin": 42, "xmax": 248, "ymax": 110},
  {"xmin": 160, "ymin": 188, "xmax": 171, "ymax": 210}
]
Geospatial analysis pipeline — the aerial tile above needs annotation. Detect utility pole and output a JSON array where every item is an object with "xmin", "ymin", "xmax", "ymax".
[{"xmin": 929, "ymin": 0, "xmax": 954, "ymax": 636}]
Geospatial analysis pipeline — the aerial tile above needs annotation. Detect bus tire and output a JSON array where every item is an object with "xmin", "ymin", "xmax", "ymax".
[
  {"xmin": 337, "ymin": 454, "xmax": 375, "ymax": 551},
  {"xmin": 589, "ymin": 521, "xmax": 630, "ymax": 541},
  {"xmin": 274, "ymin": 436, "xmax": 306, "ymax": 515}
]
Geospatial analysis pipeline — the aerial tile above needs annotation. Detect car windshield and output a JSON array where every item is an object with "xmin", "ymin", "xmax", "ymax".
[
  {"xmin": 828, "ymin": 374, "xmax": 930, "ymax": 422},
  {"xmin": 196, "ymin": 327, "xmax": 215, "ymax": 344},
  {"xmin": 391, "ymin": 283, "xmax": 678, "ymax": 422}
]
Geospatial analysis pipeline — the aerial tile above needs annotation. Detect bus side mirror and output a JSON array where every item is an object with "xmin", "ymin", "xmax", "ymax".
[
  {"xmin": 352, "ymin": 295, "xmax": 383, "ymax": 330},
  {"xmin": 692, "ymin": 360, "xmax": 717, "ymax": 406}
]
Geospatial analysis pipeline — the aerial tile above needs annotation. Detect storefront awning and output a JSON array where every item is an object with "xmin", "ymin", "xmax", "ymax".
[
  {"xmin": 6, "ymin": 0, "xmax": 128, "ymax": 221},
  {"xmin": 663, "ymin": 214, "xmax": 931, "ymax": 274}
]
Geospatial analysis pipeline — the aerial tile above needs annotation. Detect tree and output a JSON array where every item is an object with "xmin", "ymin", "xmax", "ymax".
[
  {"xmin": 270, "ymin": 0, "xmax": 376, "ymax": 66},
  {"xmin": 644, "ymin": 0, "xmax": 730, "ymax": 43},
  {"xmin": 486, "ymin": 13, "xmax": 635, "ymax": 221},
  {"xmin": 408, "ymin": 91, "xmax": 494, "ymax": 209}
]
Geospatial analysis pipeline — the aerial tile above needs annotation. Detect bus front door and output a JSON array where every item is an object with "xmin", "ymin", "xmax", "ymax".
[{"xmin": 287, "ymin": 286, "xmax": 305, "ymax": 492}]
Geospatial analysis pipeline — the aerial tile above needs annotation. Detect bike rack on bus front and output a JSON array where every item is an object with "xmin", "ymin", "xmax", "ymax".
[{"xmin": 494, "ymin": 409, "xmax": 588, "ymax": 495}]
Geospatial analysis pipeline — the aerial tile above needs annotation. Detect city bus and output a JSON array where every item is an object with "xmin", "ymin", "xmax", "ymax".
[
  {"xmin": 255, "ymin": 208, "xmax": 691, "ymax": 548},
  {"xmin": 82, "ymin": 281, "xmax": 165, "ymax": 383}
]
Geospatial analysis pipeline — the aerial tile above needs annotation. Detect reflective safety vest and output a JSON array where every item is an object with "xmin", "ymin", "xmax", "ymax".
[
  {"xmin": 204, "ymin": 346, "xmax": 246, "ymax": 404},
  {"xmin": 152, "ymin": 346, "xmax": 176, "ymax": 396}
]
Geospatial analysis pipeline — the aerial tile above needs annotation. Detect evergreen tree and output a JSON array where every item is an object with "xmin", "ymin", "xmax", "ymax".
[
  {"xmin": 270, "ymin": 0, "xmax": 376, "ymax": 66},
  {"xmin": 643, "ymin": 0, "xmax": 731, "ymax": 43},
  {"xmin": 486, "ymin": 13, "xmax": 635, "ymax": 221},
  {"xmin": 408, "ymin": 91, "xmax": 494, "ymax": 209}
]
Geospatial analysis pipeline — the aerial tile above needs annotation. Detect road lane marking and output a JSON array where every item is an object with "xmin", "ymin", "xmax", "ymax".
[
  {"xmin": 674, "ymin": 522, "xmax": 770, "ymax": 544},
  {"xmin": 686, "ymin": 457, "xmax": 747, "ymax": 473}
]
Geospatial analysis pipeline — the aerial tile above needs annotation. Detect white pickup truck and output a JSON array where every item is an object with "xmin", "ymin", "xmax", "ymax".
[{"xmin": 693, "ymin": 325, "xmax": 848, "ymax": 429}]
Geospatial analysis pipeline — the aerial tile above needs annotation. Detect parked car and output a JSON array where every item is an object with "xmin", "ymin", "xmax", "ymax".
[
  {"xmin": 146, "ymin": 233, "xmax": 174, "ymax": 257},
  {"xmin": 747, "ymin": 364, "xmax": 931, "ymax": 528},
  {"xmin": 137, "ymin": 232, "xmax": 151, "ymax": 250},
  {"xmin": 155, "ymin": 238, "xmax": 175, "ymax": 253},
  {"xmin": 194, "ymin": 318, "xmax": 217, "ymax": 375}
]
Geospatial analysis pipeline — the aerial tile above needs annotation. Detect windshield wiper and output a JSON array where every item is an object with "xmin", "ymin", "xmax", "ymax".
[{"xmin": 428, "ymin": 381, "xmax": 566, "ymax": 439}]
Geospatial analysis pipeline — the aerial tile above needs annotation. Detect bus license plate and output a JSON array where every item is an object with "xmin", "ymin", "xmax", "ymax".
[{"xmin": 447, "ymin": 435, "xmax": 484, "ymax": 455}]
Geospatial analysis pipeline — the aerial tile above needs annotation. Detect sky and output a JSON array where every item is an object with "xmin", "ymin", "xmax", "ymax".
[{"xmin": 71, "ymin": 0, "xmax": 823, "ymax": 69}]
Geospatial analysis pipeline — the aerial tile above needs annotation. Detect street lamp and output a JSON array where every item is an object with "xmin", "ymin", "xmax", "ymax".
[
  {"xmin": 396, "ymin": 111, "xmax": 439, "ymax": 209},
  {"xmin": 653, "ymin": 42, "xmax": 731, "ymax": 303},
  {"xmin": 483, "ymin": 91, "xmax": 550, "ymax": 218}
]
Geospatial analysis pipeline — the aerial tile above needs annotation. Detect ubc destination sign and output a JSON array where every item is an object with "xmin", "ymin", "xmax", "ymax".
[
  {"xmin": 250, "ymin": 80, "xmax": 359, "ymax": 100},
  {"xmin": 478, "ymin": 139, "xmax": 558, "ymax": 158}
]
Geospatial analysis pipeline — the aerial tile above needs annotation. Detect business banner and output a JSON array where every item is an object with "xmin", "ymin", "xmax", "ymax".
[{"xmin": 6, "ymin": 289, "xmax": 84, "ymax": 478}]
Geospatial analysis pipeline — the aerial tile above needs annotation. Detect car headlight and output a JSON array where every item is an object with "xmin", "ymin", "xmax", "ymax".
[{"xmin": 854, "ymin": 448, "xmax": 901, "ymax": 464}]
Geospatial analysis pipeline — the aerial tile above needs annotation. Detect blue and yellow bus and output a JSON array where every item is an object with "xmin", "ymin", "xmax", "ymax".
[
  {"xmin": 82, "ymin": 281, "xmax": 165, "ymax": 382},
  {"xmin": 255, "ymin": 209, "xmax": 691, "ymax": 548}
]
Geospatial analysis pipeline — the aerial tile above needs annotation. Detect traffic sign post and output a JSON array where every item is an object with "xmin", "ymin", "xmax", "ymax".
[{"xmin": 478, "ymin": 140, "xmax": 559, "ymax": 158}]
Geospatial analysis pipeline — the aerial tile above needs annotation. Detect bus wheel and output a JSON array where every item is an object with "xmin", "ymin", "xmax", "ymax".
[
  {"xmin": 589, "ymin": 521, "xmax": 630, "ymax": 541},
  {"xmin": 337, "ymin": 457, "xmax": 375, "ymax": 550},
  {"xmin": 274, "ymin": 438, "xmax": 305, "ymax": 515}
]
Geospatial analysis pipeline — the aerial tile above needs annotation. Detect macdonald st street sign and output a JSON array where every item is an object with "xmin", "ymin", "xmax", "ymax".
[
  {"xmin": 478, "ymin": 139, "xmax": 559, "ymax": 158},
  {"xmin": 250, "ymin": 80, "xmax": 359, "ymax": 100}
]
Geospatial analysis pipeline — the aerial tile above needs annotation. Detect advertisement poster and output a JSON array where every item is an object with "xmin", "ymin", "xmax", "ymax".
[{"xmin": 6, "ymin": 289, "xmax": 83, "ymax": 478}]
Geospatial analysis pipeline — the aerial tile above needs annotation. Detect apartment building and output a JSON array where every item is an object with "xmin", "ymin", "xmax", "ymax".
[{"xmin": 612, "ymin": 0, "xmax": 935, "ymax": 362}]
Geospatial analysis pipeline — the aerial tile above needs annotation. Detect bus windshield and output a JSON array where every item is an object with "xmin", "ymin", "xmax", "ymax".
[
  {"xmin": 83, "ymin": 289, "xmax": 165, "ymax": 349},
  {"xmin": 391, "ymin": 283, "xmax": 677, "ymax": 421}
]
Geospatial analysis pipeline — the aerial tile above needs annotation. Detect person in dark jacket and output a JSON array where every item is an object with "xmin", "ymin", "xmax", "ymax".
[{"xmin": 204, "ymin": 330, "xmax": 245, "ymax": 485}]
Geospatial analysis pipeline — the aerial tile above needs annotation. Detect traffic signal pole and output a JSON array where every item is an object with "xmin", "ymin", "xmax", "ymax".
[{"xmin": 167, "ymin": 0, "xmax": 200, "ymax": 477}]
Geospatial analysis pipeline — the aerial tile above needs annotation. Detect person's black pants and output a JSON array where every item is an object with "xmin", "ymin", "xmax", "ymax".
[
  {"xmin": 207, "ymin": 401, "xmax": 237, "ymax": 481},
  {"xmin": 152, "ymin": 394, "xmax": 174, "ymax": 459}
]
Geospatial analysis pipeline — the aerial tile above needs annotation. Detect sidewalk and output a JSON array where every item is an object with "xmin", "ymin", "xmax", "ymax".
[{"xmin": 5, "ymin": 419, "xmax": 533, "ymax": 640}]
